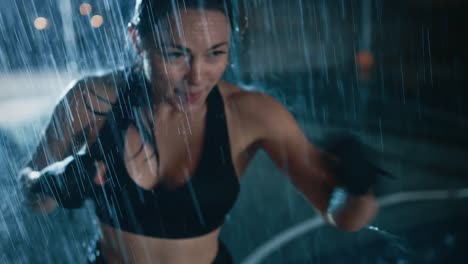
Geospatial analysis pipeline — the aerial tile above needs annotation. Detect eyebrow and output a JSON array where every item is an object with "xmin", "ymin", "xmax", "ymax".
[{"xmin": 164, "ymin": 42, "xmax": 229, "ymax": 52}]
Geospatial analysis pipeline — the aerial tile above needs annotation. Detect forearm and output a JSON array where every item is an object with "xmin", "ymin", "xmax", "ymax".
[
  {"xmin": 299, "ymin": 178, "xmax": 377, "ymax": 232},
  {"xmin": 326, "ymin": 191, "xmax": 378, "ymax": 232},
  {"xmin": 317, "ymin": 133, "xmax": 384, "ymax": 231}
]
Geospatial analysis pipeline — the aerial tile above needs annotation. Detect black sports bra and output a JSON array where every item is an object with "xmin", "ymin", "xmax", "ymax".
[{"xmin": 89, "ymin": 69, "xmax": 240, "ymax": 239}]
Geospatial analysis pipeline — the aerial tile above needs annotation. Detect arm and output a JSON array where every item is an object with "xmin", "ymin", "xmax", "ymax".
[
  {"xmin": 19, "ymin": 76, "xmax": 116, "ymax": 214},
  {"xmin": 248, "ymin": 93, "xmax": 377, "ymax": 231}
]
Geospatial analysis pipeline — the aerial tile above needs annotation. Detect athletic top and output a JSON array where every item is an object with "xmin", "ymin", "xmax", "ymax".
[{"xmin": 88, "ymin": 68, "xmax": 240, "ymax": 239}]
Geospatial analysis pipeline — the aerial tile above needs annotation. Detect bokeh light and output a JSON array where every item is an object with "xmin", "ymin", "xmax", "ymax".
[
  {"xmin": 90, "ymin": 15, "xmax": 104, "ymax": 28},
  {"xmin": 356, "ymin": 50, "xmax": 375, "ymax": 69},
  {"xmin": 79, "ymin": 3, "xmax": 92, "ymax": 16},
  {"xmin": 33, "ymin": 17, "xmax": 49, "ymax": 30},
  {"xmin": 356, "ymin": 50, "xmax": 375, "ymax": 80}
]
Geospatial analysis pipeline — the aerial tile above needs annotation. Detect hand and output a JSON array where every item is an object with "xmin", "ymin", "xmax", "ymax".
[
  {"xmin": 322, "ymin": 132, "xmax": 390, "ymax": 196},
  {"xmin": 17, "ymin": 167, "xmax": 47, "ymax": 207},
  {"xmin": 24, "ymin": 154, "xmax": 104, "ymax": 209}
]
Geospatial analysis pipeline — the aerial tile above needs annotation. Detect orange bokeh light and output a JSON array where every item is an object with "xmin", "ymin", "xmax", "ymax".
[
  {"xmin": 80, "ymin": 3, "xmax": 93, "ymax": 16},
  {"xmin": 356, "ymin": 51, "xmax": 374, "ymax": 69},
  {"xmin": 90, "ymin": 15, "xmax": 104, "ymax": 28}
]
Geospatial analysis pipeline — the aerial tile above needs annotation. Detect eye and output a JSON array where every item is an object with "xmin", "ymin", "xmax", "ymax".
[
  {"xmin": 208, "ymin": 50, "xmax": 226, "ymax": 57},
  {"xmin": 166, "ymin": 51, "xmax": 185, "ymax": 59}
]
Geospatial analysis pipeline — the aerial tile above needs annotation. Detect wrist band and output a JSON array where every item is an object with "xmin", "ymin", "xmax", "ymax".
[
  {"xmin": 29, "ymin": 155, "xmax": 97, "ymax": 209},
  {"xmin": 325, "ymin": 187, "xmax": 348, "ymax": 226}
]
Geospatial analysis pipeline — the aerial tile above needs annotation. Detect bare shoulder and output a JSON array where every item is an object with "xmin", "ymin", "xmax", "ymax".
[
  {"xmin": 218, "ymin": 81, "xmax": 290, "ymax": 123},
  {"xmin": 217, "ymin": 81, "xmax": 297, "ymax": 147}
]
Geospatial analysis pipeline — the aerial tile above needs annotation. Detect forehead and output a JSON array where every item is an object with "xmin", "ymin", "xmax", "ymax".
[{"xmin": 158, "ymin": 9, "xmax": 230, "ymax": 48}]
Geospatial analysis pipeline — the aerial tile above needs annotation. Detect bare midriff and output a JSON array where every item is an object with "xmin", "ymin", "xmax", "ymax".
[{"xmin": 99, "ymin": 222, "xmax": 221, "ymax": 264}]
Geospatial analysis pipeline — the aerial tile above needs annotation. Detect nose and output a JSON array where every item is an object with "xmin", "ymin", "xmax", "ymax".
[{"xmin": 186, "ymin": 57, "xmax": 203, "ymax": 86}]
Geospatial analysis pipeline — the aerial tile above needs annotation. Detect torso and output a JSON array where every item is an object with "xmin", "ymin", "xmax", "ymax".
[
  {"xmin": 89, "ymin": 75, "xmax": 262, "ymax": 263},
  {"xmin": 123, "ymin": 81, "xmax": 255, "ymax": 190}
]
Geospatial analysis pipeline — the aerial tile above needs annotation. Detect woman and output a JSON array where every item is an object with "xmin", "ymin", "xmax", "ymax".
[{"xmin": 19, "ymin": 0, "xmax": 382, "ymax": 263}]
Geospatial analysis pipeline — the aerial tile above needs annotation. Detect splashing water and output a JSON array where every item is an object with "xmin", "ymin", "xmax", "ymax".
[{"xmin": 367, "ymin": 225, "xmax": 412, "ymax": 254}]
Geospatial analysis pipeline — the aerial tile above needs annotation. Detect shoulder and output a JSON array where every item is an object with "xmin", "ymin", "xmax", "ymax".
[
  {"xmin": 218, "ymin": 81, "xmax": 295, "ymax": 136},
  {"xmin": 218, "ymin": 81, "xmax": 281, "ymax": 108},
  {"xmin": 218, "ymin": 81, "xmax": 291, "ymax": 122}
]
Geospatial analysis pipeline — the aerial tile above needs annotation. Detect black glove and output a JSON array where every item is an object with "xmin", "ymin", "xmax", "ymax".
[
  {"xmin": 28, "ymin": 153, "xmax": 98, "ymax": 209},
  {"xmin": 322, "ymin": 132, "xmax": 390, "ymax": 196}
]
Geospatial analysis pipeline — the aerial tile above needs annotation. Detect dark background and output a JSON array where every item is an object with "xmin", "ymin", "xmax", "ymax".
[{"xmin": 1, "ymin": 0, "xmax": 467, "ymax": 263}]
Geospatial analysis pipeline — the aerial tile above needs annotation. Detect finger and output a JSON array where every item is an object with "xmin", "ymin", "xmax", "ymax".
[{"xmin": 93, "ymin": 162, "xmax": 107, "ymax": 185}]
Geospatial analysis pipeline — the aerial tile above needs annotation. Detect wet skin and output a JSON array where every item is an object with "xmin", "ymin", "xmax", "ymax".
[{"xmin": 24, "ymin": 7, "xmax": 377, "ymax": 264}]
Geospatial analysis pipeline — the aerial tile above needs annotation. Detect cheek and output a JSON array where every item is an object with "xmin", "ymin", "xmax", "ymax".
[
  {"xmin": 151, "ymin": 60, "xmax": 186, "ymax": 83},
  {"xmin": 206, "ymin": 58, "xmax": 229, "ymax": 79}
]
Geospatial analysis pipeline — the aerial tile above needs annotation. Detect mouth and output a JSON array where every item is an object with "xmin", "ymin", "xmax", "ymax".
[
  {"xmin": 186, "ymin": 91, "xmax": 203, "ymax": 103},
  {"xmin": 175, "ymin": 90, "xmax": 204, "ymax": 104}
]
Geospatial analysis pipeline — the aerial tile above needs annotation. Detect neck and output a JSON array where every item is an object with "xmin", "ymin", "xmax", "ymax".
[
  {"xmin": 152, "ymin": 89, "xmax": 208, "ymax": 117},
  {"xmin": 153, "ymin": 99, "xmax": 207, "ymax": 123}
]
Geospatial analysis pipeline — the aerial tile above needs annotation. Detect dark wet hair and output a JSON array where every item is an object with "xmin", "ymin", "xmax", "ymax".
[
  {"xmin": 118, "ymin": 0, "xmax": 242, "ymax": 167},
  {"xmin": 130, "ymin": 0, "xmax": 235, "ymax": 40}
]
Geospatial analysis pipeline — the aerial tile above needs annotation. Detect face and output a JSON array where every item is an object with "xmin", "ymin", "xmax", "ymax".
[{"xmin": 136, "ymin": 9, "xmax": 231, "ymax": 109}]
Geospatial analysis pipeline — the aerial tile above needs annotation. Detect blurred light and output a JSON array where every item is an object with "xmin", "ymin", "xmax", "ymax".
[
  {"xmin": 29, "ymin": 171, "xmax": 41, "ymax": 180},
  {"xmin": 356, "ymin": 50, "xmax": 374, "ymax": 69},
  {"xmin": 33, "ymin": 17, "xmax": 49, "ymax": 30},
  {"xmin": 79, "ymin": 3, "xmax": 93, "ymax": 16},
  {"xmin": 90, "ymin": 15, "xmax": 104, "ymax": 28},
  {"xmin": 356, "ymin": 50, "xmax": 374, "ymax": 80}
]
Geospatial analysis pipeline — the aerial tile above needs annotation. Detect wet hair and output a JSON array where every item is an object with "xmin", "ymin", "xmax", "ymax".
[
  {"xmin": 121, "ymin": 0, "xmax": 240, "ymax": 168},
  {"xmin": 130, "ymin": 0, "xmax": 235, "ymax": 41}
]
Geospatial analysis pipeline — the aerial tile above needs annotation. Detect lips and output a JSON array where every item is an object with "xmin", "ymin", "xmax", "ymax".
[
  {"xmin": 186, "ymin": 91, "xmax": 203, "ymax": 103},
  {"xmin": 174, "ymin": 89, "xmax": 203, "ymax": 103}
]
